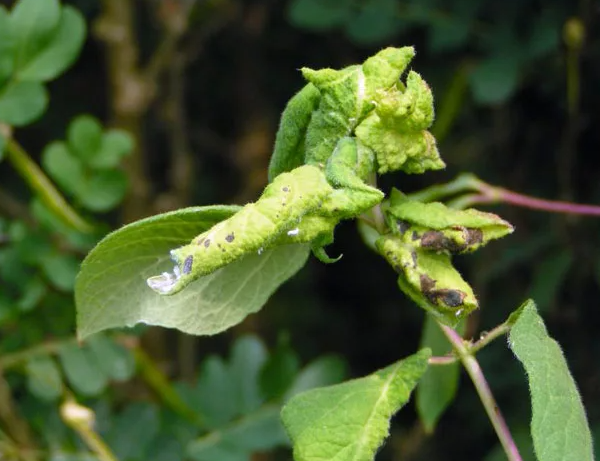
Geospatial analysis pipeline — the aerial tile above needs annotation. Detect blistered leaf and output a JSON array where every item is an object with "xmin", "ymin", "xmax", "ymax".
[
  {"xmin": 509, "ymin": 300, "xmax": 594, "ymax": 461},
  {"xmin": 377, "ymin": 235, "xmax": 477, "ymax": 324},
  {"xmin": 25, "ymin": 356, "xmax": 63, "ymax": 401},
  {"xmin": 387, "ymin": 189, "xmax": 514, "ymax": 253},
  {"xmin": 76, "ymin": 206, "xmax": 310, "ymax": 338},
  {"xmin": 0, "ymin": 80, "xmax": 47, "ymax": 125},
  {"xmin": 281, "ymin": 349, "xmax": 430, "ymax": 461},
  {"xmin": 16, "ymin": 6, "xmax": 85, "ymax": 82}
]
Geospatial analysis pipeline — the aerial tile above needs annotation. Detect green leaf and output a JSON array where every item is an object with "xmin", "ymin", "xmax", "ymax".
[
  {"xmin": 229, "ymin": 335, "xmax": 268, "ymax": 413},
  {"xmin": 527, "ymin": 249, "xmax": 572, "ymax": 312},
  {"xmin": 281, "ymin": 349, "xmax": 431, "ymax": 461},
  {"xmin": 0, "ymin": 80, "xmax": 47, "ymax": 125},
  {"xmin": 287, "ymin": 0, "xmax": 353, "ymax": 31},
  {"xmin": 260, "ymin": 337, "xmax": 300, "ymax": 400},
  {"xmin": 187, "ymin": 406, "xmax": 288, "ymax": 461},
  {"xmin": 416, "ymin": 314, "xmax": 463, "ymax": 432},
  {"xmin": 16, "ymin": 6, "xmax": 86, "ymax": 82},
  {"xmin": 93, "ymin": 129, "xmax": 134, "ymax": 169},
  {"xmin": 67, "ymin": 114, "xmax": 103, "ymax": 159},
  {"xmin": 40, "ymin": 253, "xmax": 79, "ymax": 291},
  {"xmin": 284, "ymin": 355, "xmax": 347, "ymax": 399},
  {"xmin": 58, "ymin": 342, "xmax": 108, "ymax": 396},
  {"xmin": 195, "ymin": 356, "xmax": 238, "ymax": 428},
  {"xmin": 106, "ymin": 403, "xmax": 160, "ymax": 461},
  {"xmin": 0, "ymin": 132, "xmax": 5, "ymax": 162},
  {"xmin": 86, "ymin": 335, "xmax": 136, "ymax": 382},
  {"xmin": 77, "ymin": 169, "xmax": 128, "ymax": 212},
  {"xmin": 25, "ymin": 356, "xmax": 63, "ymax": 401},
  {"xmin": 75, "ymin": 206, "xmax": 310, "ymax": 339},
  {"xmin": 345, "ymin": 0, "xmax": 400, "ymax": 45},
  {"xmin": 42, "ymin": 141, "xmax": 85, "ymax": 194},
  {"xmin": 470, "ymin": 53, "xmax": 521, "ymax": 104},
  {"xmin": 9, "ymin": 0, "xmax": 61, "ymax": 73},
  {"xmin": 509, "ymin": 300, "xmax": 594, "ymax": 461},
  {"xmin": 0, "ymin": 6, "xmax": 15, "ymax": 84}
]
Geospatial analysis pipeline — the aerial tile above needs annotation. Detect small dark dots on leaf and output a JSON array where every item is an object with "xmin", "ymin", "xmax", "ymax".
[
  {"xmin": 411, "ymin": 231, "xmax": 419, "ymax": 241},
  {"xmin": 396, "ymin": 220, "xmax": 410, "ymax": 234},
  {"xmin": 183, "ymin": 255, "xmax": 193, "ymax": 275},
  {"xmin": 411, "ymin": 251, "xmax": 418, "ymax": 267},
  {"xmin": 196, "ymin": 237, "xmax": 205, "ymax": 246},
  {"xmin": 282, "ymin": 186, "xmax": 290, "ymax": 192},
  {"xmin": 204, "ymin": 239, "xmax": 211, "ymax": 248},
  {"xmin": 419, "ymin": 274, "xmax": 436, "ymax": 292},
  {"xmin": 225, "ymin": 233, "xmax": 235, "ymax": 243}
]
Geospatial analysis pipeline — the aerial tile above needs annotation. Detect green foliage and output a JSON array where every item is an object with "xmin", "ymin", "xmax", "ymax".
[
  {"xmin": 509, "ymin": 300, "xmax": 595, "ymax": 461},
  {"xmin": 42, "ymin": 115, "xmax": 133, "ymax": 212},
  {"xmin": 76, "ymin": 206, "xmax": 310, "ymax": 338},
  {"xmin": 0, "ymin": 0, "xmax": 85, "ymax": 126},
  {"xmin": 281, "ymin": 349, "xmax": 430, "ymax": 461}
]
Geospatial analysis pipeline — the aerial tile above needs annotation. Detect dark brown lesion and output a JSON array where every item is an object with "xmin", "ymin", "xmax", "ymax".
[
  {"xmin": 225, "ymin": 232, "xmax": 235, "ymax": 243},
  {"xmin": 465, "ymin": 228, "xmax": 483, "ymax": 246},
  {"xmin": 419, "ymin": 273, "xmax": 465, "ymax": 308},
  {"xmin": 396, "ymin": 220, "xmax": 410, "ymax": 234},
  {"xmin": 183, "ymin": 255, "xmax": 193, "ymax": 274},
  {"xmin": 420, "ymin": 230, "xmax": 466, "ymax": 253}
]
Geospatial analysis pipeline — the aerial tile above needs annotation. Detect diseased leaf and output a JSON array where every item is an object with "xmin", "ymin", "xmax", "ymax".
[
  {"xmin": 17, "ymin": 6, "xmax": 86, "ymax": 82},
  {"xmin": 0, "ymin": 80, "xmax": 47, "ymax": 125},
  {"xmin": 509, "ymin": 300, "xmax": 594, "ymax": 461},
  {"xmin": 75, "ymin": 206, "xmax": 310, "ymax": 339},
  {"xmin": 281, "ymin": 349, "xmax": 430, "ymax": 461}
]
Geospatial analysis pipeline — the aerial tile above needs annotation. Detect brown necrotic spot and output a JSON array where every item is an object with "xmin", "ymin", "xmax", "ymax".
[
  {"xmin": 419, "ymin": 274, "xmax": 436, "ymax": 292},
  {"xmin": 183, "ymin": 255, "xmax": 193, "ymax": 274},
  {"xmin": 437, "ymin": 289, "xmax": 466, "ymax": 307},
  {"xmin": 204, "ymin": 239, "xmax": 211, "ymax": 248},
  {"xmin": 225, "ymin": 232, "xmax": 235, "ymax": 243},
  {"xmin": 465, "ymin": 228, "xmax": 483, "ymax": 246}
]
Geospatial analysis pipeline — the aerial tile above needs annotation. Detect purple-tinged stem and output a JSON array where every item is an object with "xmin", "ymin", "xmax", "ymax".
[{"xmin": 439, "ymin": 323, "xmax": 523, "ymax": 461}]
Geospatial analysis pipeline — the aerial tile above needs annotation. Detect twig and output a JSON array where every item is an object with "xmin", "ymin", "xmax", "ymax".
[{"xmin": 438, "ymin": 323, "xmax": 523, "ymax": 461}]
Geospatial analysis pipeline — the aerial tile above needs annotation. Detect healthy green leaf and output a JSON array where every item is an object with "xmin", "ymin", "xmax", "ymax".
[
  {"xmin": 187, "ymin": 406, "xmax": 288, "ymax": 461},
  {"xmin": 259, "ymin": 337, "xmax": 300, "ymax": 400},
  {"xmin": 0, "ymin": 6, "xmax": 14, "ymax": 84},
  {"xmin": 93, "ymin": 129, "xmax": 134, "ymax": 169},
  {"xmin": 416, "ymin": 314, "xmax": 463, "ymax": 432},
  {"xmin": 509, "ymin": 300, "xmax": 594, "ymax": 461},
  {"xmin": 287, "ymin": 0, "xmax": 353, "ymax": 31},
  {"xmin": 86, "ymin": 335, "xmax": 136, "ymax": 382},
  {"xmin": 58, "ymin": 342, "xmax": 108, "ymax": 396},
  {"xmin": 75, "ymin": 206, "xmax": 310, "ymax": 339},
  {"xmin": 9, "ymin": 0, "xmax": 61, "ymax": 73},
  {"xmin": 527, "ymin": 249, "xmax": 572, "ymax": 312},
  {"xmin": 16, "ymin": 6, "xmax": 86, "ymax": 82},
  {"xmin": 40, "ymin": 253, "xmax": 79, "ymax": 291},
  {"xmin": 229, "ymin": 335, "xmax": 268, "ymax": 413},
  {"xmin": 281, "ymin": 349, "xmax": 431, "ymax": 461},
  {"xmin": 470, "ymin": 53, "xmax": 521, "ymax": 104},
  {"xmin": 195, "ymin": 355, "xmax": 238, "ymax": 428},
  {"xmin": 105, "ymin": 402, "xmax": 160, "ymax": 461},
  {"xmin": 25, "ymin": 356, "xmax": 63, "ymax": 401},
  {"xmin": 67, "ymin": 114, "xmax": 103, "ymax": 159},
  {"xmin": 0, "ymin": 80, "xmax": 47, "ymax": 125},
  {"xmin": 42, "ymin": 141, "xmax": 85, "ymax": 195},
  {"xmin": 77, "ymin": 169, "xmax": 128, "ymax": 212},
  {"xmin": 345, "ymin": 0, "xmax": 400, "ymax": 45}
]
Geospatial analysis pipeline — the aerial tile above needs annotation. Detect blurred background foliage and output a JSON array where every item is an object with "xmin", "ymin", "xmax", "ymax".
[{"xmin": 0, "ymin": 0, "xmax": 599, "ymax": 460}]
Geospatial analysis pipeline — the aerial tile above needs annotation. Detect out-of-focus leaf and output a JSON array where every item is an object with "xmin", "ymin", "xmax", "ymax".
[
  {"xmin": 42, "ymin": 141, "xmax": 85, "ymax": 194},
  {"xmin": 526, "ymin": 8, "xmax": 560, "ymax": 59},
  {"xmin": 0, "ymin": 132, "xmax": 5, "ymax": 161},
  {"xmin": 509, "ymin": 300, "xmax": 594, "ymax": 461},
  {"xmin": 416, "ymin": 315, "xmax": 463, "ymax": 432},
  {"xmin": 25, "ymin": 356, "xmax": 63, "ymax": 401},
  {"xmin": 527, "ymin": 249, "xmax": 572, "ymax": 312},
  {"xmin": 58, "ymin": 343, "xmax": 108, "ymax": 396},
  {"xmin": 9, "ymin": 0, "xmax": 60, "ymax": 73},
  {"xmin": 75, "ymin": 206, "xmax": 310, "ymax": 339},
  {"xmin": 345, "ymin": 0, "xmax": 400, "ymax": 45},
  {"xmin": 0, "ymin": 80, "xmax": 47, "ymax": 125},
  {"xmin": 86, "ymin": 335, "xmax": 135, "ymax": 382},
  {"xmin": 470, "ymin": 53, "xmax": 521, "ymax": 104},
  {"xmin": 194, "ymin": 356, "xmax": 237, "ymax": 428},
  {"xmin": 282, "ymin": 349, "xmax": 431, "ymax": 461},
  {"xmin": 260, "ymin": 337, "xmax": 300, "ymax": 400},
  {"xmin": 16, "ymin": 6, "xmax": 85, "ymax": 82},
  {"xmin": 105, "ymin": 403, "xmax": 160, "ymax": 461},
  {"xmin": 229, "ymin": 335, "xmax": 268, "ymax": 413},
  {"xmin": 0, "ymin": 6, "xmax": 13, "ymax": 84},
  {"xmin": 17, "ymin": 276, "xmax": 47, "ymax": 311},
  {"xmin": 287, "ymin": 0, "xmax": 352, "ymax": 31},
  {"xmin": 284, "ymin": 355, "xmax": 347, "ymax": 399},
  {"xmin": 77, "ymin": 169, "xmax": 128, "ymax": 212},
  {"xmin": 40, "ymin": 253, "xmax": 79, "ymax": 291},
  {"xmin": 67, "ymin": 114, "xmax": 102, "ymax": 159},
  {"xmin": 92, "ymin": 130, "xmax": 134, "ymax": 169}
]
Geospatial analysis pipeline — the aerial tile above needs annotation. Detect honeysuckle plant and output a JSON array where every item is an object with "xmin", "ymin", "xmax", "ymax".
[{"xmin": 74, "ymin": 47, "xmax": 595, "ymax": 461}]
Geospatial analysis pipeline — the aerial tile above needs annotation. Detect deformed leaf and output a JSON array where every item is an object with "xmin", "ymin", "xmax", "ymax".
[
  {"xmin": 75, "ymin": 206, "xmax": 311, "ymax": 339},
  {"xmin": 281, "ymin": 349, "xmax": 430, "ymax": 461},
  {"xmin": 25, "ymin": 356, "xmax": 63, "ymax": 401},
  {"xmin": 509, "ymin": 300, "xmax": 594, "ymax": 461}
]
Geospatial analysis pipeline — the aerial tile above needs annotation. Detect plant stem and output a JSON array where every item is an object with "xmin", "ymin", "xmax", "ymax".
[
  {"xmin": 469, "ymin": 322, "xmax": 511, "ymax": 355},
  {"xmin": 406, "ymin": 173, "xmax": 480, "ymax": 203},
  {"xmin": 438, "ymin": 323, "xmax": 523, "ymax": 461},
  {"xmin": 3, "ymin": 134, "xmax": 93, "ymax": 232},
  {"xmin": 60, "ymin": 400, "xmax": 118, "ymax": 461}
]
